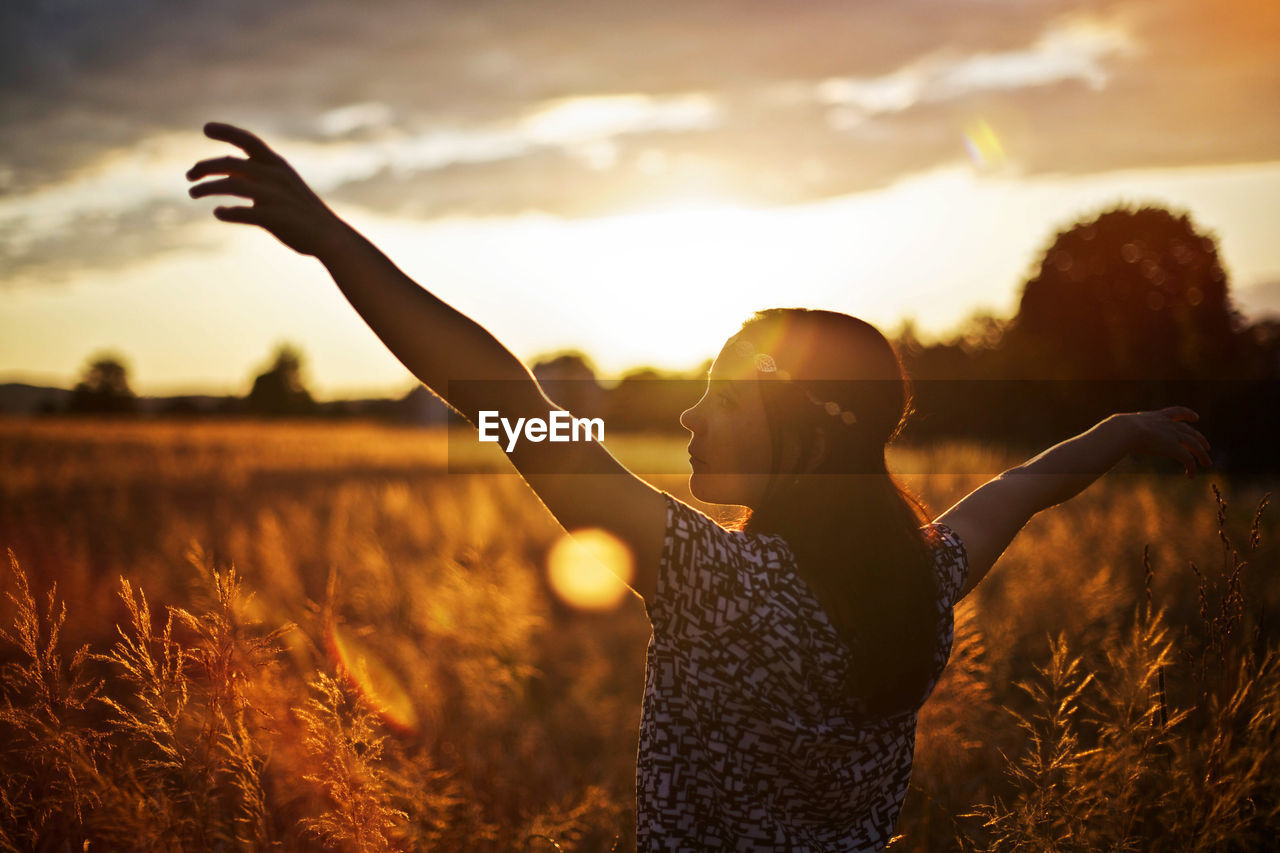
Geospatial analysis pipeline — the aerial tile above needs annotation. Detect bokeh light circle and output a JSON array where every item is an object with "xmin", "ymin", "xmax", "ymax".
[{"xmin": 546, "ymin": 528, "xmax": 634, "ymax": 611}]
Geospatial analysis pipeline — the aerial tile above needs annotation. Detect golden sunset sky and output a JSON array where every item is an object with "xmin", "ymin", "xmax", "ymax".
[{"xmin": 2, "ymin": 0, "xmax": 1278, "ymax": 398}]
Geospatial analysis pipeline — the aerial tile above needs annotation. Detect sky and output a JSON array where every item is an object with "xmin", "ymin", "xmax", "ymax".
[{"xmin": 1, "ymin": 0, "xmax": 1278, "ymax": 398}]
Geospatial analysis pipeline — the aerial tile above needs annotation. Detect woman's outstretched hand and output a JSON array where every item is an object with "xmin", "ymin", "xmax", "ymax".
[
  {"xmin": 186, "ymin": 122, "xmax": 348, "ymax": 257},
  {"xmin": 1117, "ymin": 406, "xmax": 1213, "ymax": 479}
]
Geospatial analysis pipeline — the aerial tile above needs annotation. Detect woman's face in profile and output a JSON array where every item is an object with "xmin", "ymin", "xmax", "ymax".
[{"xmin": 679, "ymin": 345, "xmax": 775, "ymax": 509}]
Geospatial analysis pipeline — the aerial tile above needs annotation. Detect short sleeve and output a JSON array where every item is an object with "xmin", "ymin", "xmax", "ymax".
[
  {"xmin": 648, "ymin": 493, "xmax": 777, "ymax": 643},
  {"xmin": 925, "ymin": 522, "xmax": 970, "ymax": 608}
]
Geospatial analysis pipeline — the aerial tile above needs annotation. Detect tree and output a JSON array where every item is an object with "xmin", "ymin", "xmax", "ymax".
[
  {"xmin": 247, "ymin": 344, "xmax": 316, "ymax": 416},
  {"xmin": 70, "ymin": 353, "xmax": 137, "ymax": 414},
  {"xmin": 532, "ymin": 351, "xmax": 606, "ymax": 419},
  {"xmin": 607, "ymin": 367, "xmax": 702, "ymax": 432},
  {"xmin": 1004, "ymin": 205, "xmax": 1243, "ymax": 381}
]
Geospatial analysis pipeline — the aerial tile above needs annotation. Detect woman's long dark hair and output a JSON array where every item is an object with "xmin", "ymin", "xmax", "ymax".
[{"xmin": 728, "ymin": 308, "xmax": 939, "ymax": 719}]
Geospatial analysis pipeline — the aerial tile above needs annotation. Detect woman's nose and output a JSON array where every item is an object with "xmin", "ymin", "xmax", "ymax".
[{"xmin": 679, "ymin": 401, "xmax": 700, "ymax": 433}]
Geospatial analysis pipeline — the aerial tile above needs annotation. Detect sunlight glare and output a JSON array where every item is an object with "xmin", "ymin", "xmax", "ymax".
[
  {"xmin": 963, "ymin": 118, "xmax": 1007, "ymax": 170},
  {"xmin": 14, "ymin": 160, "xmax": 1276, "ymax": 397},
  {"xmin": 326, "ymin": 623, "xmax": 420, "ymax": 734},
  {"xmin": 519, "ymin": 93, "xmax": 720, "ymax": 147}
]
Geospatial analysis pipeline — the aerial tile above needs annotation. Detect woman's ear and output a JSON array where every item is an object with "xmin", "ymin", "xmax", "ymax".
[
  {"xmin": 779, "ymin": 432, "xmax": 801, "ymax": 475},
  {"xmin": 802, "ymin": 426, "xmax": 827, "ymax": 474},
  {"xmin": 780, "ymin": 425, "xmax": 828, "ymax": 474}
]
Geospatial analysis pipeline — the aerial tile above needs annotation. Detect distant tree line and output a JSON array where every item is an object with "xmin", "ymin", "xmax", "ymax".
[
  {"xmin": 529, "ymin": 206, "xmax": 1280, "ymax": 477},
  {"xmin": 70, "ymin": 355, "xmax": 137, "ymax": 415},
  {"xmin": 893, "ymin": 206, "xmax": 1279, "ymax": 478},
  {"xmin": 57, "ymin": 344, "xmax": 460, "ymax": 424},
  {"xmin": 44, "ymin": 204, "xmax": 1280, "ymax": 475},
  {"xmin": 535, "ymin": 205, "xmax": 1279, "ymax": 477}
]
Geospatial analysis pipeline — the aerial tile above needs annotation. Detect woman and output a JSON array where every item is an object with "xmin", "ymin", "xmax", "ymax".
[{"xmin": 187, "ymin": 122, "xmax": 1213, "ymax": 851}]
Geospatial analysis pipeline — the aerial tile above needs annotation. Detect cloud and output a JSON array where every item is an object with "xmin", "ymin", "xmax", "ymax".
[
  {"xmin": 1235, "ymin": 280, "xmax": 1280, "ymax": 321},
  {"xmin": 1, "ymin": 0, "xmax": 1277, "ymax": 286},
  {"xmin": 0, "ymin": 90, "xmax": 727, "ymax": 282},
  {"xmin": 1, "ymin": 198, "xmax": 210, "ymax": 285},
  {"xmin": 815, "ymin": 15, "xmax": 1136, "ymax": 122},
  {"xmin": 316, "ymin": 102, "xmax": 396, "ymax": 138},
  {"xmin": 0, "ymin": 0, "xmax": 1069, "ymax": 193},
  {"xmin": 519, "ymin": 94, "xmax": 720, "ymax": 146}
]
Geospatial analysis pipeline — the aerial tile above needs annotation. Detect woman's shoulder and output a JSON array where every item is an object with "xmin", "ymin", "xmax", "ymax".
[
  {"xmin": 661, "ymin": 494, "xmax": 965, "ymax": 581},
  {"xmin": 661, "ymin": 492, "xmax": 790, "ymax": 563},
  {"xmin": 650, "ymin": 492, "xmax": 795, "ymax": 641},
  {"xmin": 919, "ymin": 520, "xmax": 970, "ymax": 608}
]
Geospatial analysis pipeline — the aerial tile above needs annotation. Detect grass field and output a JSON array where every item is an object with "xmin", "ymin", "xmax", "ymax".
[{"xmin": 1, "ymin": 418, "xmax": 1277, "ymax": 851}]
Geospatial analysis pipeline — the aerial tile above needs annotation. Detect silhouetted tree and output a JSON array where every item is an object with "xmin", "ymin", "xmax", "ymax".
[
  {"xmin": 894, "ymin": 205, "xmax": 1279, "ymax": 475},
  {"xmin": 247, "ymin": 344, "xmax": 316, "ymax": 416},
  {"xmin": 1234, "ymin": 317, "xmax": 1280, "ymax": 379},
  {"xmin": 532, "ymin": 351, "xmax": 606, "ymax": 419},
  {"xmin": 161, "ymin": 397, "xmax": 202, "ymax": 417},
  {"xmin": 399, "ymin": 384, "xmax": 459, "ymax": 426},
  {"xmin": 607, "ymin": 367, "xmax": 701, "ymax": 432},
  {"xmin": 1004, "ymin": 205, "xmax": 1243, "ymax": 381},
  {"xmin": 70, "ymin": 353, "xmax": 137, "ymax": 415}
]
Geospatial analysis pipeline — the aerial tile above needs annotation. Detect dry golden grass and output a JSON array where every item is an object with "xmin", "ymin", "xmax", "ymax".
[{"xmin": 0, "ymin": 417, "xmax": 1275, "ymax": 850}]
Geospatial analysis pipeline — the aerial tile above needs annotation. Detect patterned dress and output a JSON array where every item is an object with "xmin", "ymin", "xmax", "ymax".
[{"xmin": 637, "ymin": 493, "xmax": 970, "ymax": 852}]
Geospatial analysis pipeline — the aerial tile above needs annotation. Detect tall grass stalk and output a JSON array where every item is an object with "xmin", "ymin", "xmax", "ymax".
[
  {"xmin": 967, "ymin": 489, "xmax": 1277, "ymax": 851},
  {"xmin": 0, "ymin": 550, "xmax": 104, "ymax": 849},
  {"xmin": 3, "ymin": 422, "xmax": 1277, "ymax": 849}
]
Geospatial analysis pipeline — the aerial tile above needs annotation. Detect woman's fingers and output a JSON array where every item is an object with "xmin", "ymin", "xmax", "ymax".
[
  {"xmin": 1162, "ymin": 405, "xmax": 1199, "ymax": 422},
  {"xmin": 212, "ymin": 205, "xmax": 260, "ymax": 224},
  {"xmin": 1162, "ymin": 413, "xmax": 1211, "ymax": 476},
  {"xmin": 189, "ymin": 126, "xmax": 297, "ymax": 207},
  {"xmin": 186, "ymin": 155, "xmax": 283, "ymax": 185},
  {"xmin": 191, "ymin": 121, "xmax": 346, "ymax": 256},
  {"xmin": 213, "ymin": 205, "xmax": 287, "ymax": 234},
  {"xmin": 1128, "ymin": 407, "xmax": 1213, "ymax": 477},
  {"xmin": 188, "ymin": 176, "xmax": 260, "ymax": 201},
  {"xmin": 1177, "ymin": 425, "xmax": 1213, "ymax": 469},
  {"xmin": 203, "ymin": 122, "xmax": 286, "ymax": 165},
  {"xmin": 189, "ymin": 174, "xmax": 293, "ymax": 208},
  {"xmin": 1182, "ymin": 438, "xmax": 1203, "ymax": 471},
  {"xmin": 1165, "ymin": 409, "xmax": 1212, "ymax": 468},
  {"xmin": 1175, "ymin": 420, "xmax": 1211, "ymax": 452}
]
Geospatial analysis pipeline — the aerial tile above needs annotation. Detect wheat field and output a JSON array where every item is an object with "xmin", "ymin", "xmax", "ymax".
[{"xmin": 1, "ymin": 418, "xmax": 1276, "ymax": 851}]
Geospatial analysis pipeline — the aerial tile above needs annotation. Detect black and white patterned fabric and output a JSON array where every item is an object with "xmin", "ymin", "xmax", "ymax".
[{"xmin": 637, "ymin": 493, "xmax": 969, "ymax": 852}]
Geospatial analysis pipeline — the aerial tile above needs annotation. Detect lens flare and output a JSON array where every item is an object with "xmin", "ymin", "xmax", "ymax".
[
  {"xmin": 325, "ymin": 623, "xmax": 419, "ymax": 735},
  {"xmin": 963, "ymin": 118, "xmax": 1007, "ymax": 170},
  {"xmin": 547, "ymin": 528, "xmax": 634, "ymax": 611}
]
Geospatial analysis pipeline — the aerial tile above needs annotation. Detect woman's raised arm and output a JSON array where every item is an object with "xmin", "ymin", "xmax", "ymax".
[
  {"xmin": 934, "ymin": 407, "xmax": 1213, "ymax": 601},
  {"xmin": 187, "ymin": 122, "xmax": 532, "ymax": 415},
  {"xmin": 186, "ymin": 121, "xmax": 668, "ymax": 602}
]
